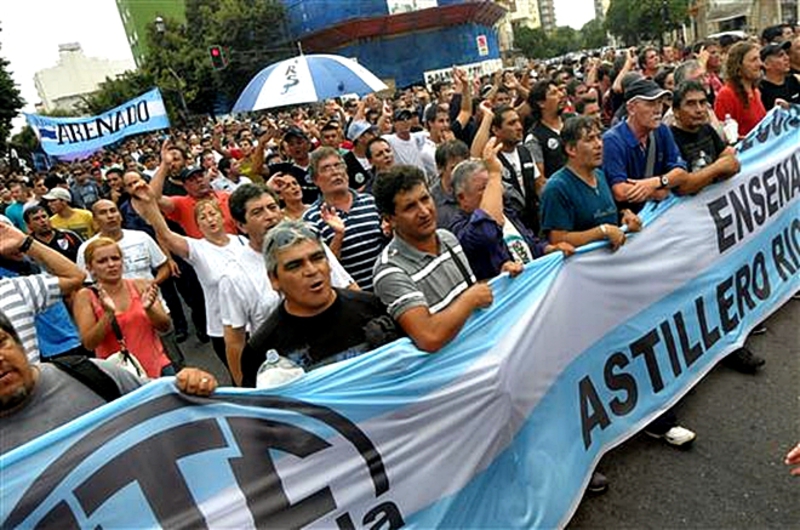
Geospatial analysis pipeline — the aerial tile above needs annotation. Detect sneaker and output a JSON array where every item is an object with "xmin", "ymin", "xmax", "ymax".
[
  {"xmin": 750, "ymin": 324, "xmax": 767, "ymax": 336},
  {"xmin": 722, "ymin": 347, "xmax": 765, "ymax": 374},
  {"xmin": 646, "ymin": 425, "xmax": 696, "ymax": 447},
  {"xmin": 586, "ymin": 471, "xmax": 609, "ymax": 494}
]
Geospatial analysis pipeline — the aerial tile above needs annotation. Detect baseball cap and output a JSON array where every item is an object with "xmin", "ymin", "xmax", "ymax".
[
  {"xmin": 760, "ymin": 41, "xmax": 791, "ymax": 61},
  {"xmin": 41, "ymin": 187, "xmax": 72, "ymax": 202},
  {"xmin": 347, "ymin": 120, "xmax": 377, "ymax": 142},
  {"xmin": 177, "ymin": 166, "xmax": 205, "ymax": 181},
  {"xmin": 282, "ymin": 127, "xmax": 309, "ymax": 142},
  {"xmin": 624, "ymin": 78, "xmax": 671, "ymax": 102}
]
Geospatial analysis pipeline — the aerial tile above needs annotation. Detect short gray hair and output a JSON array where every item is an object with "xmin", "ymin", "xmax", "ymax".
[
  {"xmin": 263, "ymin": 219, "xmax": 324, "ymax": 275},
  {"xmin": 674, "ymin": 60, "xmax": 702, "ymax": 86},
  {"xmin": 451, "ymin": 159, "xmax": 487, "ymax": 195}
]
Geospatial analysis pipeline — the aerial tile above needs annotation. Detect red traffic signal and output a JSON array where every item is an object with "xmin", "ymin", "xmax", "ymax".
[{"xmin": 209, "ymin": 46, "xmax": 228, "ymax": 70}]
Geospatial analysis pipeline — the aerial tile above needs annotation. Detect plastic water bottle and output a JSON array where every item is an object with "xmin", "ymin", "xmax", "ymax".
[
  {"xmin": 255, "ymin": 349, "xmax": 304, "ymax": 389},
  {"xmin": 723, "ymin": 114, "xmax": 738, "ymax": 145}
]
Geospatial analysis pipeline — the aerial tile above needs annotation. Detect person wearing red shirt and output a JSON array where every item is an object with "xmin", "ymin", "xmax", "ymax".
[{"xmin": 714, "ymin": 41, "xmax": 767, "ymax": 139}]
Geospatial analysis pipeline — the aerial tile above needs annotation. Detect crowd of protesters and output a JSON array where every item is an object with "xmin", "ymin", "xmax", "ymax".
[{"xmin": 2, "ymin": 23, "xmax": 800, "ymax": 485}]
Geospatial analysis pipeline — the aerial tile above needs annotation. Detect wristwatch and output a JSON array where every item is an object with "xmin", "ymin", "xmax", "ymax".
[
  {"xmin": 18, "ymin": 235, "xmax": 35, "ymax": 253},
  {"xmin": 658, "ymin": 175, "xmax": 670, "ymax": 189}
]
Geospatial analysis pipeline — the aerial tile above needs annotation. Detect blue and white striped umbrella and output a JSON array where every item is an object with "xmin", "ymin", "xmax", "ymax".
[{"xmin": 233, "ymin": 54, "xmax": 388, "ymax": 112}]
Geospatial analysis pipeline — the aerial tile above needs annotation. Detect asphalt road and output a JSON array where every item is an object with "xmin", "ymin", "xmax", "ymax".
[
  {"xmin": 179, "ymin": 297, "xmax": 799, "ymax": 529},
  {"xmin": 569, "ymin": 297, "xmax": 800, "ymax": 529}
]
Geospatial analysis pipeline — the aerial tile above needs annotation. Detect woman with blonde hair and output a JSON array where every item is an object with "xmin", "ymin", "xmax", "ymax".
[
  {"xmin": 129, "ymin": 182, "xmax": 248, "ymax": 371},
  {"xmin": 73, "ymin": 237, "xmax": 173, "ymax": 377}
]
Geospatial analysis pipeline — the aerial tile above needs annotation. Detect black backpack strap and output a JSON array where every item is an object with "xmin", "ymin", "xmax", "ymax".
[{"xmin": 48, "ymin": 355, "xmax": 122, "ymax": 403}]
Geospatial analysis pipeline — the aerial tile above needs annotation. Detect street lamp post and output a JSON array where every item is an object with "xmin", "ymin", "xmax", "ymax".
[{"xmin": 153, "ymin": 16, "xmax": 190, "ymax": 122}]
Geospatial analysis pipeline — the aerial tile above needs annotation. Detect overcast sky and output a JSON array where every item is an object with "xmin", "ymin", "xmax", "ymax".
[{"xmin": 1, "ymin": 0, "xmax": 594, "ymax": 117}]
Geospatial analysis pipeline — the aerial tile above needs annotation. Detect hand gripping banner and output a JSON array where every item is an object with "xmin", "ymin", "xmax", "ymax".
[
  {"xmin": 2, "ymin": 107, "xmax": 799, "ymax": 529},
  {"xmin": 25, "ymin": 88, "xmax": 170, "ymax": 158}
]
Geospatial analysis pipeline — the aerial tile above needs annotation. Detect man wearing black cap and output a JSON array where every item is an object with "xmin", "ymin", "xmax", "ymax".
[
  {"xmin": 154, "ymin": 165, "xmax": 237, "ymax": 239},
  {"xmin": 281, "ymin": 126, "xmax": 319, "ymax": 203},
  {"xmin": 602, "ymin": 78, "xmax": 688, "ymax": 213},
  {"xmin": 384, "ymin": 108, "xmax": 430, "ymax": 175},
  {"xmin": 759, "ymin": 41, "xmax": 800, "ymax": 110},
  {"xmin": 344, "ymin": 120, "xmax": 377, "ymax": 191}
]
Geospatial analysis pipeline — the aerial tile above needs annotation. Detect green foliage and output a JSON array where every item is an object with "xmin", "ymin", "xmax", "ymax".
[
  {"xmin": 10, "ymin": 125, "xmax": 39, "ymax": 156},
  {"xmin": 515, "ymin": 26, "xmax": 554, "ymax": 60},
  {"xmin": 605, "ymin": 0, "xmax": 690, "ymax": 46},
  {"xmin": 80, "ymin": 0, "xmax": 290, "ymax": 120},
  {"xmin": 515, "ymin": 21, "xmax": 607, "ymax": 61},
  {"xmin": 79, "ymin": 70, "xmax": 156, "ymax": 115},
  {"xmin": 581, "ymin": 18, "xmax": 607, "ymax": 51},
  {"xmin": 0, "ymin": 25, "xmax": 25, "ymax": 156}
]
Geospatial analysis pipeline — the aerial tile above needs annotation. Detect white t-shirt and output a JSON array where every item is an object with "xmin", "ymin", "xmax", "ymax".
[
  {"xmin": 420, "ymin": 138, "xmax": 438, "ymax": 182},
  {"xmin": 218, "ymin": 242, "xmax": 355, "ymax": 333},
  {"xmin": 500, "ymin": 148, "xmax": 524, "ymax": 192},
  {"xmin": 78, "ymin": 229, "xmax": 167, "ymax": 281},
  {"xmin": 186, "ymin": 235, "xmax": 249, "ymax": 337},
  {"xmin": 384, "ymin": 132, "xmax": 429, "ymax": 173}
]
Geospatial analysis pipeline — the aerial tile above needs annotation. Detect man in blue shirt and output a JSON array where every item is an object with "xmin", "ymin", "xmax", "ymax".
[
  {"xmin": 541, "ymin": 116, "xmax": 640, "ymax": 250},
  {"xmin": 602, "ymin": 79, "xmax": 688, "ymax": 213},
  {"xmin": 448, "ymin": 139, "xmax": 572, "ymax": 281}
]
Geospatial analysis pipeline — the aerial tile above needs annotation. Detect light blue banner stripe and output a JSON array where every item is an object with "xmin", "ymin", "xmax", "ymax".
[
  {"xmin": 24, "ymin": 88, "xmax": 169, "ymax": 157},
  {"xmin": 407, "ymin": 190, "xmax": 799, "ymax": 529}
]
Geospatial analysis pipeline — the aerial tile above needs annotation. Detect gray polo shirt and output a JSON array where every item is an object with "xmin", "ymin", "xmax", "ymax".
[{"xmin": 373, "ymin": 229, "xmax": 476, "ymax": 319}]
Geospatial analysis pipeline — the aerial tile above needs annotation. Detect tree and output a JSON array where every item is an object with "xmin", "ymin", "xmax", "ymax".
[
  {"xmin": 581, "ymin": 18, "xmax": 607, "ymax": 50},
  {"xmin": 514, "ymin": 25, "xmax": 554, "ymax": 60},
  {"xmin": 0, "ymin": 25, "xmax": 25, "ymax": 157},
  {"xmin": 79, "ymin": 70, "xmax": 157, "ymax": 116},
  {"xmin": 204, "ymin": 0, "xmax": 292, "ymax": 106},
  {"xmin": 605, "ymin": 0, "xmax": 690, "ymax": 46},
  {"xmin": 548, "ymin": 26, "xmax": 581, "ymax": 57}
]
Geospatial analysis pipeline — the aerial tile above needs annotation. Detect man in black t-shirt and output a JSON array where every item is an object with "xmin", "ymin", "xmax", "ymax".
[
  {"xmin": 759, "ymin": 41, "xmax": 800, "ymax": 110},
  {"xmin": 669, "ymin": 81, "xmax": 741, "ymax": 196},
  {"xmin": 670, "ymin": 80, "xmax": 764, "ymax": 373},
  {"xmin": 24, "ymin": 205, "xmax": 83, "ymax": 263},
  {"xmin": 239, "ymin": 220, "xmax": 390, "ymax": 387},
  {"xmin": 525, "ymin": 80, "xmax": 568, "ymax": 179}
]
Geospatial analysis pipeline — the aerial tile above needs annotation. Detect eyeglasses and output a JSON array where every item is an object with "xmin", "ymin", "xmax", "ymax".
[{"xmin": 317, "ymin": 161, "xmax": 346, "ymax": 175}]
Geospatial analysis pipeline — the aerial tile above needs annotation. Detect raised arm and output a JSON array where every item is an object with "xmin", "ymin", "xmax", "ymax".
[
  {"xmin": 480, "ymin": 138, "xmax": 506, "ymax": 225},
  {"xmin": 0, "ymin": 223, "xmax": 86, "ymax": 294},
  {"xmin": 453, "ymin": 67, "xmax": 473, "ymax": 128},
  {"xmin": 470, "ymin": 101, "xmax": 494, "ymax": 158},
  {"xmin": 129, "ymin": 181, "xmax": 190, "ymax": 259}
]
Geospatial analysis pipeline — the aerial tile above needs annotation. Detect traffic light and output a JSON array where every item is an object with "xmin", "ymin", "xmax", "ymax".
[{"xmin": 209, "ymin": 45, "xmax": 228, "ymax": 70}]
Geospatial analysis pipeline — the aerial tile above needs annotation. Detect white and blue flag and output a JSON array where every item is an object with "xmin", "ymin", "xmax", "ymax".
[
  {"xmin": 1, "ymin": 108, "xmax": 799, "ymax": 528},
  {"xmin": 25, "ymin": 89, "xmax": 170, "ymax": 158}
]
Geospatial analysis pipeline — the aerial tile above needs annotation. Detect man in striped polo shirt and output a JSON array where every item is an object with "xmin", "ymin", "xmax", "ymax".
[
  {"xmin": 302, "ymin": 147, "xmax": 386, "ymax": 291},
  {"xmin": 0, "ymin": 220, "xmax": 86, "ymax": 362},
  {"xmin": 372, "ymin": 165, "xmax": 493, "ymax": 352}
]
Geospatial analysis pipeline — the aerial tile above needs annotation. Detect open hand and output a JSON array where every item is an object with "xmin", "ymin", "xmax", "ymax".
[{"xmin": 320, "ymin": 204, "xmax": 345, "ymax": 234}]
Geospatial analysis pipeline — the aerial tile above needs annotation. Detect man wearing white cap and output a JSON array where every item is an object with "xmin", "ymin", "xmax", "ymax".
[
  {"xmin": 343, "ymin": 120, "xmax": 377, "ymax": 191},
  {"xmin": 42, "ymin": 187, "xmax": 95, "ymax": 240},
  {"xmin": 602, "ymin": 78, "xmax": 689, "ymax": 214}
]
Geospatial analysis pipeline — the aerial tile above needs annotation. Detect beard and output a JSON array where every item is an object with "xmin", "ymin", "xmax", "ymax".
[{"xmin": 0, "ymin": 383, "xmax": 33, "ymax": 413}]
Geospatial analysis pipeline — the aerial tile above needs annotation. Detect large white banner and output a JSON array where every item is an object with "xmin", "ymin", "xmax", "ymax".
[{"xmin": 1, "ymin": 108, "xmax": 799, "ymax": 528}]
